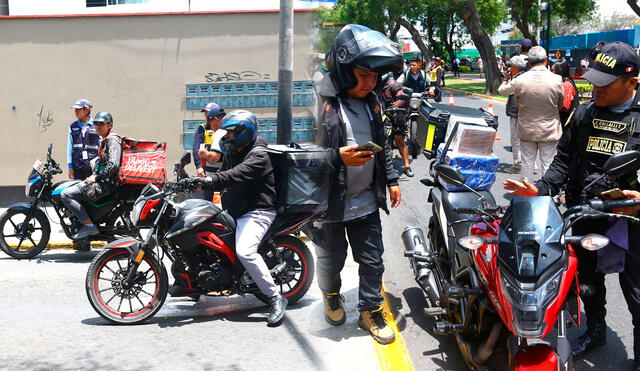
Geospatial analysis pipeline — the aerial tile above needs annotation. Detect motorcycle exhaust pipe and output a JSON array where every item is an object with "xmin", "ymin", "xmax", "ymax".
[
  {"xmin": 476, "ymin": 321, "xmax": 503, "ymax": 364},
  {"xmin": 402, "ymin": 226, "xmax": 441, "ymax": 308}
]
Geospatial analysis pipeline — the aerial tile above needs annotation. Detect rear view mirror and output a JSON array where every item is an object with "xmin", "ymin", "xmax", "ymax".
[
  {"xmin": 434, "ymin": 164, "xmax": 466, "ymax": 187},
  {"xmin": 603, "ymin": 150, "xmax": 640, "ymax": 178},
  {"xmin": 47, "ymin": 143, "xmax": 53, "ymax": 155}
]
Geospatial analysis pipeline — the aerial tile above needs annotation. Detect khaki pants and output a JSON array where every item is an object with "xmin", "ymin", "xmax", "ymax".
[
  {"xmin": 509, "ymin": 117, "xmax": 521, "ymax": 167},
  {"xmin": 520, "ymin": 140, "xmax": 558, "ymax": 180}
]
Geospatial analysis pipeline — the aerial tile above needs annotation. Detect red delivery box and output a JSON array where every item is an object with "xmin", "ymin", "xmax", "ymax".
[{"xmin": 118, "ymin": 137, "xmax": 167, "ymax": 185}]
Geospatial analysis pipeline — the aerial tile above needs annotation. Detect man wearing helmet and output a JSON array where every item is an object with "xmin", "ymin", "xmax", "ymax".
[
  {"xmin": 61, "ymin": 112, "xmax": 121, "ymax": 240},
  {"xmin": 194, "ymin": 110, "xmax": 286, "ymax": 326},
  {"xmin": 314, "ymin": 24, "xmax": 402, "ymax": 344}
]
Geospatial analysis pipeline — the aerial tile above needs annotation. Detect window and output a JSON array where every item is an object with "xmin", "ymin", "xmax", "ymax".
[{"xmin": 87, "ymin": 0, "xmax": 149, "ymax": 7}]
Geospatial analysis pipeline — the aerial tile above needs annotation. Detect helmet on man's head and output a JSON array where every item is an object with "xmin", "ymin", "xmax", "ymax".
[
  {"xmin": 328, "ymin": 24, "xmax": 403, "ymax": 94},
  {"xmin": 93, "ymin": 111, "xmax": 113, "ymax": 124},
  {"xmin": 219, "ymin": 110, "xmax": 257, "ymax": 153}
]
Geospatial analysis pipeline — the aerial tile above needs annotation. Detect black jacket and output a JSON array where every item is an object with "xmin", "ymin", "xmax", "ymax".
[
  {"xmin": 536, "ymin": 94, "xmax": 640, "ymax": 206},
  {"xmin": 207, "ymin": 137, "xmax": 278, "ymax": 218},
  {"xmin": 316, "ymin": 74, "xmax": 400, "ymax": 222}
]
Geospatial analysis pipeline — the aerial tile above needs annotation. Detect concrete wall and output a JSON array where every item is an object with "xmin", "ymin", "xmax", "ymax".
[{"xmin": 0, "ymin": 11, "xmax": 314, "ymax": 188}]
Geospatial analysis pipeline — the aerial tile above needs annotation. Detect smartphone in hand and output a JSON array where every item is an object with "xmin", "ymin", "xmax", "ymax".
[{"xmin": 356, "ymin": 141, "xmax": 383, "ymax": 154}]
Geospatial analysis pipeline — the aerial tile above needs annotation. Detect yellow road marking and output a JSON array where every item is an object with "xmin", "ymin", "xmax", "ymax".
[{"xmin": 374, "ymin": 285, "xmax": 415, "ymax": 371}]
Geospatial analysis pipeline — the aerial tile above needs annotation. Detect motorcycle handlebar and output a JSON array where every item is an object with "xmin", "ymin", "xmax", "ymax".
[{"xmin": 589, "ymin": 199, "xmax": 640, "ymax": 211}]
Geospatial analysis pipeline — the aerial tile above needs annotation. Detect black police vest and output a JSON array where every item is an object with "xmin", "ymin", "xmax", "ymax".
[
  {"xmin": 568, "ymin": 97, "xmax": 640, "ymax": 203},
  {"xmin": 70, "ymin": 120, "xmax": 100, "ymax": 172}
]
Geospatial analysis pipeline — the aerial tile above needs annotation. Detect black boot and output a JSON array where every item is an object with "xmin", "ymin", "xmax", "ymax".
[
  {"xmin": 267, "ymin": 295, "xmax": 288, "ymax": 327},
  {"xmin": 572, "ymin": 321, "xmax": 607, "ymax": 359}
]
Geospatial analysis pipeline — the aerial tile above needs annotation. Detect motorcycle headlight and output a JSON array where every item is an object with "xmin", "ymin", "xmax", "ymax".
[
  {"xmin": 409, "ymin": 97, "xmax": 421, "ymax": 110},
  {"xmin": 500, "ymin": 269, "xmax": 562, "ymax": 337}
]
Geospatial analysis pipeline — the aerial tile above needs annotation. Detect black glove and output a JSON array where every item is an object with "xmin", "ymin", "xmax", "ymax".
[{"xmin": 583, "ymin": 173, "xmax": 618, "ymax": 198}]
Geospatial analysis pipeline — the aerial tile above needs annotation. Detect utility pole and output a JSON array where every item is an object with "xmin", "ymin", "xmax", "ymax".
[{"xmin": 277, "ymin": 0, "xmax": 293, "ymax": 144}]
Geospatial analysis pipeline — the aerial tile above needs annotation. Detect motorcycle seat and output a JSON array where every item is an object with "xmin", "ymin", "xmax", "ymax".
[{"xmin": 441, "ymin": 189, "xmax": 496, "ymax": 221}]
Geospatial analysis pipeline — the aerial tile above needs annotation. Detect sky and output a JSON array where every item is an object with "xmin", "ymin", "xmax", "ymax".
[{"xmin": 597, "ymin": 0, "xmax": 638, "ymax": 17}]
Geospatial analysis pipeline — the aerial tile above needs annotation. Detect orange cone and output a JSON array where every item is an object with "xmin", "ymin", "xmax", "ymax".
[
  {"xmin": 448, "ymin": 94, "xmax": 455, "ymax": 106},
  {"xmin": 495, "ymin": 136, "xmax": 502, "ymax": 141},
  {"xmin": 213, "ymin": 192, "xmax": 222, "ymax": 208},
  {"xmin": 487, "ymin": 103, "xmax": 494, "ymax": 115}
]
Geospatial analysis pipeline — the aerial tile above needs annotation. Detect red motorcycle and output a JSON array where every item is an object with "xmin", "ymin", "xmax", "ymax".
[
  {"xmin": 85, "ymin": 154, "xmax": 316, "ymax": 324},
  {"xmin": 404, "ymin": 150, "xmax": 640, "ymax": 370}
]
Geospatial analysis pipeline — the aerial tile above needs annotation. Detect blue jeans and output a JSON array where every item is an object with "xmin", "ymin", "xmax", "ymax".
[{"xmin": 315, "ymin": 211, "xmax": 385, "ymax": 312}]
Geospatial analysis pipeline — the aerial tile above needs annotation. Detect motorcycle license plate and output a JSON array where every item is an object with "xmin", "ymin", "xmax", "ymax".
[{"xmin": 32, "ymin": 159, "xmax": 44, "ymax": 174}]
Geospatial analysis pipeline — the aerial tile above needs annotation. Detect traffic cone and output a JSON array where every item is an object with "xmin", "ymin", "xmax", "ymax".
[
  {"xmin": 448, "ymin": 94, "xmax": 455, "ymax": 106},
  {"xmin": 213, "ymin": 192, "xmax": 222, "ymax": 208},
  {"xmin": 487, "ymin": 103, "xmax": 494, "ymax": 115}
]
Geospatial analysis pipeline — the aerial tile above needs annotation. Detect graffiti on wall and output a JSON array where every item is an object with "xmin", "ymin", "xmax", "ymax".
[
  {"xmin": 36, "ymin": 105, "xmax": 54, "ymax": 133},
  {"xmin": 204, "ymin": 71, "xmax": 271, "ymax": 83}
]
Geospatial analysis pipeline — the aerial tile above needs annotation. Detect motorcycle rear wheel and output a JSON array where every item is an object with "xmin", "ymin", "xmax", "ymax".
[
  {"xmin": 254, "ymin": 236, "xmax": 314, "ymax": 305},
  {"xmin": 0, "ymin": 209, "xmax": 50, "ymax": 259},
  {"xmin": 86, "ymin": 248, "xmax": 168, "ymax": 324}
]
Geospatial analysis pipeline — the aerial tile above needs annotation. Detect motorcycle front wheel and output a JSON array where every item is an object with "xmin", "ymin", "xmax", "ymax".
[
  {"xmin": 0, "ymin": 208, "xmax": 50, "ymax": 259},
  {"xmin": 86, "ymin": 248, "xmax": 168, "ymax": 324},
  {"xmin": 254, "ymin": 236, "xmax": 315, "ymax": 305}
]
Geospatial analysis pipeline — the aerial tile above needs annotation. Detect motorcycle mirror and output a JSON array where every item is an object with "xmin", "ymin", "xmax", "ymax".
[
  {"xmin": 434, "ymin": 164, "xmax": 466, "ymax": 187},
  {"xmin": 47, "ymin": 143, "xmax": 53, "ymax": 155},
  {"xmin": 580, "ymin": 234, "xmax": 609, "ymax": 251},
  {"xmin": 458, "ymin": 235, "xmax": 483, "ymax": 250},
  {"xmin": 603, "ymin": 150, "xmax": 640, "ymax": 178},
  {"xmin": 179, "ymin": 151, "xmax": 191, "ymax": 168}
]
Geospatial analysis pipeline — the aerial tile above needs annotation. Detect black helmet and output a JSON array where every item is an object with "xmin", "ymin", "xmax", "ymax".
[
  {"xmin": 93, "ymin": 111, "xmax": 113, "ymax": 123},
  {"xmin": 328, "ymin": 24, "xmax": 403, "ymax": 93}
]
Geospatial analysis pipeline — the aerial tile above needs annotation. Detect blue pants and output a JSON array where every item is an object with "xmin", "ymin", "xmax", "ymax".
[{"xmin": 315, "ymin": 211, "xmax": 385, "ymax": 312}]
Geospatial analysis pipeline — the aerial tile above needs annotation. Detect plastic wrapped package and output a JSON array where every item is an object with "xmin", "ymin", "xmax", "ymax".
[
  {"xmin": 445, "ymin": 122, "xmax": 496, "ymax": 156},
  {"xmin": 436, "ymin": 144, "xmax": 499, "ymax": 191},
  {"xmin": 266, "ymin": 144, "xmax": 334, "ymax": 215}
]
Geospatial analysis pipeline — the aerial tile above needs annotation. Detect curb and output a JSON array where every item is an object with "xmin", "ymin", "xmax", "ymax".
[
  {"xmin": 443, "ymin": 87, "xmax": 508, "ymax": 103},
  {"xmin": 9, "ymin": 241, "xmax": 108, "ymax": 250}
]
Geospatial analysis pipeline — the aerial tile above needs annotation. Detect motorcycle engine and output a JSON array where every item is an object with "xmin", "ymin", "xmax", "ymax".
[{"xmin": 197, "ymin": 252, "xmax": 233, "ymax": 292}]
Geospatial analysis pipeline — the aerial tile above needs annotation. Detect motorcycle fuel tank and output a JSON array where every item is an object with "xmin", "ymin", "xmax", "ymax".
[
  {"xmin": 497, "ymin": 196, "xmax": 564, "ymax": 279},
  {"xmin": 165, "ymin": 199, "xmax": 236, "ymax": 252}
]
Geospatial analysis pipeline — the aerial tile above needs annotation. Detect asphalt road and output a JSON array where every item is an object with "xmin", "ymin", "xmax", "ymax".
[{"xmin": 0, "ymin": 91, "xmax": 636, "ymax": 371}]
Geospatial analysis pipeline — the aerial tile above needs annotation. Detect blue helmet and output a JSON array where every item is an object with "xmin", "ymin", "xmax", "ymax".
[{"xmin": 220, "ymin": 110, "xmax": 257, "ymax": 153}]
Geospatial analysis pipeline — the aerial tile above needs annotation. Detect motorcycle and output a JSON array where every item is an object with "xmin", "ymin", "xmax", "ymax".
[
  {"xmin": 403, "ymin": 147, "xmax": 640, "ymax": 369},
  {"xmin": 85, "ymin": 153, "xmax": 315, "ymax": 324},
  {"xmin": 0, "ymin": 144, "xmax": 141, "ymax": 259}
]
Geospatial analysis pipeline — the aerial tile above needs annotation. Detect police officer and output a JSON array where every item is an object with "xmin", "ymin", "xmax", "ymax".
[
  {"xmin": 193, "ymin": 102, "xmax": 225, "ymax": 201},
  {"xmin": 504, "ymin": 41, "xmax": 640, "ymax": 367},
  {"xmin": 68, "ymin": 98, "xmax": 99, "ymax": 180}
]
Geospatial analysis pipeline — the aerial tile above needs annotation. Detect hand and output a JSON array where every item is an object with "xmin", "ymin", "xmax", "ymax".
[
  {"xmin": 614, "ymin": 190, "xmax": 640, "ymax": 215},
  {"xmin": 198, "ymin": 148, "xmax": 208, "ymax": 160},
  {"xmin": 339, "ymin": 145, "xmax": 374, "ymax": 166},
  {"xmin": 503, "ymin": 178, "xmax": 539, "ymax": 197},
  {"xmin": 196, "ymin": 168, "xmax": 206, "ymax": 178},
  {"xmin": 388, "ymin": 185, "xmax": 401, "ymax": 208},
  {"xmin": 502, "ymin": 71, "xmax": 511, "ymax": 79},
  {"xmin": 68, "ymin": 169, "xmax": 75, "ymax": 179},
  {"xmin": 85, "ymin": 175, "xmax": 96, "ymax": 183},
  {"xmin": 391, "ymin": 100, "xmax": 401, "ymax": 108}
]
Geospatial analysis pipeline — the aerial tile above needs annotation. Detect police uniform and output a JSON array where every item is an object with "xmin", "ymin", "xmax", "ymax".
[
  {"xmin": 69, "ymin": 120, "xmax": 100, "ymax": 180},
  {"xmin": 535, "ymin": 41, "xmax": 640, "ymax": 363}
]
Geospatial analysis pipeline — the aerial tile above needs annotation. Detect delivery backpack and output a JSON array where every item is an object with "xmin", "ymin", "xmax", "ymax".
[
  {"xmin": 119, "ymin": 137, "xmax": 167, "ymax": 186},
  {"xmin": 265, "ymin": 143, "xmax": 333, "ymax": 215}
]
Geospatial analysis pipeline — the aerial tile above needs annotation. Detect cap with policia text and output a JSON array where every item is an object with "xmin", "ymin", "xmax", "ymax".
[{"xmin": 583, "ymin": 41, "xmax": 640, "ymax": 87}]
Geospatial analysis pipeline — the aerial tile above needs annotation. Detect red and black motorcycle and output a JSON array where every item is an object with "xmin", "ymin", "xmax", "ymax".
[
  {"xmin": 404, "ymin": 150, "xmax": 640, "ymax": 370},
  {"xmin": 85, "ymin": 154, "xmax": 315, "ymax": 324}
]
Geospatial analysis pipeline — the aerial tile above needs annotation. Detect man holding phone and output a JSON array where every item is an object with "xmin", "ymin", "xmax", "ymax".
[
  {"xmin": 314, "ymin": 24, "xmax": 402, "ymax": 345},
  {"xmin": 503, "ymin": 42, "xmax": 640, "ymax": 366}
]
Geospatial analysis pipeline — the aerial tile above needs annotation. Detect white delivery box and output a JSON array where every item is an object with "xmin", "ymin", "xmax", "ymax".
[{"xmin": 445, "ymin": 121, "xmax": 496, "ymax": 157}]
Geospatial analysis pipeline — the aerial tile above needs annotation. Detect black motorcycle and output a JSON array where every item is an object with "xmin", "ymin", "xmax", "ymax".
[
  {"xmin": 85, "ymin": 153, "xmax": 315, "ymax": 324},
  {"xmin": 0, "ymin": 144, "xmax": 141, "ymax": 259}
]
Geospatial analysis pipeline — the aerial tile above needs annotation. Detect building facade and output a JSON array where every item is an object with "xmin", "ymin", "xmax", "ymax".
[{"xmin": 0, "ymin": 7, "xmax": 315, "ymax": 203}]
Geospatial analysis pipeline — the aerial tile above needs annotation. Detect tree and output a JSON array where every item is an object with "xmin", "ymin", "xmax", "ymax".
[
  {"xmin": 506, "ymin": 0, "xmax": 596, "ymax": 44},
  {"xmin": 458, "ymin": 0, "xmax": 503, "ymax": 94},
  {"xmin": 594, "ymin": 11, "xmax": 639, "ymax": 31}
]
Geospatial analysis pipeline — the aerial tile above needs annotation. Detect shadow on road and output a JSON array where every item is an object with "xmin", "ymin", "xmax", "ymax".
[{"xmin": 0, "ymin": 250, "xmax": 99, "ymax": 263}]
